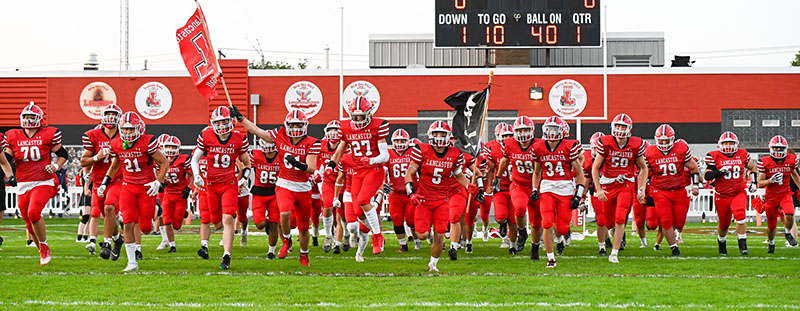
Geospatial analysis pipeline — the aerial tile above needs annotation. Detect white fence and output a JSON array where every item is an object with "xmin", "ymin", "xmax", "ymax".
[{"xmin": 2, "ymin": 187, "xmax": 768, "ymax": 224}]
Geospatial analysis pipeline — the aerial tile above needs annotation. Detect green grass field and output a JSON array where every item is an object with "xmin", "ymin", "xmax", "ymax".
[{"xmin": 0, "ymin": 218, "xmax": 798, "ymax": 310}]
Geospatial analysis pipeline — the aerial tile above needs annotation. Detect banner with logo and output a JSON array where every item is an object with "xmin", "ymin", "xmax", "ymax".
[{"xmin": 176, "ymin": 5, "xmax": 219, "ymax": 101}]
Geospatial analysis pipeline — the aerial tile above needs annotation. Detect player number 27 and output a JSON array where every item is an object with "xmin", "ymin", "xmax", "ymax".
[
  {"xmin": 20, "ymin": 146, "xmax": 41, "ymax": 162},
  {"xmin": 350, "ymin": 141, "xmax": 373, "ymax": 157}
]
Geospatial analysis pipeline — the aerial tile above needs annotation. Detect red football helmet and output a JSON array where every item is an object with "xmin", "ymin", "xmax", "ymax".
[
  {"xmin": 542, "ymin": 116, "xmax": 565, "ymax": 141},
  {"xmin": 610, "ymin": 113, "xmax": 633, "ymax": 138},
  {"xmin": 512, "ymin": 116, "xmax": 535, "ymax": 142},
  {"xmin": 118, "ymin": 111, "xmax": 146, "ymax": 142},
  {"xmin": 324, "ymin": 120, "xmax": 340, "ymax": 142},
  {"xmin": 494, "ymin": 122, "xmax": 513, "ymax": 142},
  {"xmin": 257, "ymin": 137, "xmax": 277, "ymax": 153},
  {"xmin": 156, "ymin": 133, "xmax": 171, "ymax": 146},
  {"xmin": 654, "ymin": 124, "xmax": 676, "ymax": 152},
  {"xmin": 392, "ymin": 129, "xmax": 410, "ymax": 152},
  {"xmin": 427, "ymin": 121, "xmax": 452, "ymax": 147},
  {"xmin": 210, "ymin": 106, "xmax": 234, "ymax": 136},
  {"xmin": 558, "ymin": 118, "xmax": 570, "ymax": 138},
  {"xmin": 347, "ymin": 96, "xmax": 373, "ymax": 130},
  {"xmin": 589, "ymin": 131, "xmax": 604, "ymax": 156},
  {"xmin": 718, "ymin": 131, "xmax": 739, "ymax": 155},
  {"xmin": 768, "ymin": 135, "xmax": 789, "ymax": 159},
  {"xmin": 408, "ymin": 138, "xmax": 422, "ymax": 147},
  {"xmin": 284, "ymin": 110, "xmax": 309, "ymax": 138},
  {"xmin": 161, "ymin": 136, "xmax": 182, "ymax": 157},
  {"xmin": 101, "ymin": 104, "xmax": 122, "ymax": 129},
  {"xmin": 20, "ymin": 101, "xmax": 44, "ymax": 129}
]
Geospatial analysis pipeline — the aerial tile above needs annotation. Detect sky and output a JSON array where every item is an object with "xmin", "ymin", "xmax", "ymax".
[{"xmin": 1, "ymin": 0, "xmax": 799, "ymax": 71}]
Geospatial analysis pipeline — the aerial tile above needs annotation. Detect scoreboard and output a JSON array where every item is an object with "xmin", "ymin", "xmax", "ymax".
[{"xmin": 435, "ymin": 0, "xmax": 601, "ymax": 48}]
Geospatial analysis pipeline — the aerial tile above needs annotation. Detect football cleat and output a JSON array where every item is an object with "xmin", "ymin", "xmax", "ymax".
[
  {"xmin": 85, "ymin": 242, "xmax": 96, "ymax": 255},
  {"xmin": 0, "ymin": 236, "xmax": 3, "ymax": 247},
  {"xmin": 498, "ymin": 222, "xmax": 507, "ymax": 237},
  {"xmin": 312, "ymin": 236, "xmax": 319, "ymax": 247},
  {"xmin": 135, "ymin": 250, "xmax": 143, "ymax": 261},
  {"xmin": 197, "ymin": 246, "xmax": 209, "ymax": 259},
  {"xmin": 372, "ymin": 233, "xmax": 385, "ymax": 255},
  {"xmin": 220, "ymin": 254, "xmax": 231, "ymax": 270},
  {"xmin": 348, "ymin": 233, "xmax": 359, "ymax": 251},
  {"xmin": 342, "ymin": 240, "xmax": 351, "ymax": 252},
  {"xmin": 738, "ymin": 239, "xmax": 749, "ymax": 256},
  {"xmin": 99, "ymin": 242, "xmax": 111, "ymax": 259},
  {"xmin": 427, "ymin": 234, "xmax": 434, "ymax": 245},
  {"xmin": 323, "ymin": 237, "xmax": 333, "ymax": 253},
  {"xmin": 355, "ymin": 237, "xmax": 368, "ymax": 262},
  {"xmin": 564, "ymin": 232, "xmax": 572, "ymax": 246},
  {"xmin": 39, "ymin": 244, "xmax": 51, "ymax": 266},
  {"xmin": 267, "ymin": 252, "xmax": 276, "ymax": 260},
  {"xmin": 397, "ymin": 244, "xmax": 409, "ymax": 253},
  {"xmin": 516, "ymin": 230, "xmax": 528, "ymax": 252},
  {"xmin": 332, "ymin": 245, "xmax": 341, "ymax": 254},
  {"xmin": 620, "ymin": 235, "xmax": 627, "ymax": 251},
  {"xmin": 671, "ymin": 246, "xmax": 680, "ymax": 257},
  {"xmin": 785, "ymin": 233, "xmax": 798, "ymax": 247},
  {"xmin": 448, "ymin": 247, "xmax": 458, "ymax": 261},
  {"xmin": 168, "ymin": 246, "xmax": 177, "ymax": 253},
  {"xmin": 278, "ymin": 238, "xmax": 291, "ymax": 259},
  {"xmin": 546, "ymin": 259, "xmax": 557, "ymax": 269},
  {"xmin": 598, "ymin": 248, "xmax": 607, "ymax": 256},
  {"xmin": 465, "ymin": 243, "xmax": 473, "ymax": 254},
  {"xmin": 26, "ymin": 240, "xmax": 36, "ymax": 247},
  {"xmin": 111, "ymin": 235, "xmax": 124, "ymax": 261},
  {"xmin": 605, "ymin": 238, "xmax": 612, "ymax": 249},
  {"xmin": 500, "ymin": 237, "xmax": 510, "ymax": 249},
  {"xmin": 157, "ymin": 240, "xmax": 169, "ymax": 250},
  {"xmin": 415, "ymin": 240, "xmax": 423, "ymax": 250},
  {"xmin": 718, "ymin": 240, "xmax": 727, "ymax": 256},
  {"xmin": 428, "ymin": 262, "xmax": 439, "ymax": 273},
  {"xmin": 531, "ymin": 243, "xmax": 540, "ymax": 261},
  {"xmin": 653, "ymin": 244, "xmax": 661, "ymax": 251},
  {"xmin": 508, "ymin": 246, "xmax": 518, "ymax": 255},
  {"xmin": 299, "ymin": 253, "xmax": 310, "ymax": 267},
  {"xmin": 767, "ymin": 244, "xmax": 775, "ymax": 254},
  {"xmin": 123, "ymin": 262, "xmax": 138, "ymax": 272},
  {"xmin": 608, "ymin": 253, "xmax": 619, "ymax": 263}
]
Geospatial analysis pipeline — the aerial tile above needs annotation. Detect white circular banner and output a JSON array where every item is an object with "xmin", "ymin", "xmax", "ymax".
[
  {"xmin": 284, "ymin": 81, "xmax": 323, "ymax": 118},
  {"xmin": 79, "ymin": 82, "xmax": 117, "ymax": 120},
  {"xmin": 135, "ymin": 81, "xmax": 172, "ymax": 120},
  {"xmin": 342, "ymin": 80, "xmax": 380, "ymax": 114},
  {"xmin": 548, "ymin": 79, "xmax": 587, "ymax": 118}
]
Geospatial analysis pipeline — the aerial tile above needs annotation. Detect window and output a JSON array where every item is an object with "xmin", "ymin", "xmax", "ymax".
[
  {"xmin": 762, "ymin": 120, "xmax": 780, "ymax": 127},
  {"xmin": 732, "ymin": 120, "xmax": 750, "ymax": 127}
]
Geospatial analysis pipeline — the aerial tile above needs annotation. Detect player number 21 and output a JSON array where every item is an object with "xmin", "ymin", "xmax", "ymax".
[{"xmin": 123, "ymin": 158, "xmax": 142, "ymax": 173}]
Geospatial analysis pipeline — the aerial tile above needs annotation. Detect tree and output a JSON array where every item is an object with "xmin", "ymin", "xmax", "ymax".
[
  {"xmin": 248, "ymin": 58, "xmax": 317, "ymax": 70},
  {"xmin": 792, "ymin": 51, "xmax": 800, "ymax": 66}
]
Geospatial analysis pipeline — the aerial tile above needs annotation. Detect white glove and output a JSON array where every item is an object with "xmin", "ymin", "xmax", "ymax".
[
  {"xmin": 97, "ymin": 185, "xmax": 107, "ymax": 198},
  {"xmin": 718, "ymin": 167, "xmax": 730, "ymax": 177},
  {"xmin": 578, "ymin": 203, "xmax": 588, "ymax": 213},
  {"xmin": 194, "ymin": 175, "xmax": 205, "ymax": 188},
  {"xmin": 748, "ymin": 182, "xmax": 757, "ymax": 193},
  {"xmin": 238, "ymin": 178, "xmax": 247, "ymax": 188},
  {"xmin": 95, "ymin": 148, "xmax": 111, "ymax": 161},
  {"xmin": 769, "ymin": 173, "xmax": 783, "ymax": 184},
  {"xmin": 44, "ymin": 164, "xmax": 58, "ymax": 174},
  {"xmin": 82, "ymin": 172, "xmax": 92, "ymax": 184},
  {"xmin": 690, "ymin": 185, "xmax": 699, "ymax": 196},
  {"xmin": 332, "ymin": 198, "xmax": 341, "ymax": 208},
  {"xmin": 145, "ymin": 180, "xmax": 161, "ymax": 197}
]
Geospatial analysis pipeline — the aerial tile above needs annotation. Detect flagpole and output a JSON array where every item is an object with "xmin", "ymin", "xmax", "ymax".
[
  {"xmin": 465, "ymin": 71, "xmax": 493, "ymax": 227},
  {"xmin": 194, "ymin": 0, "xmax": 234, "ymax": 108}
]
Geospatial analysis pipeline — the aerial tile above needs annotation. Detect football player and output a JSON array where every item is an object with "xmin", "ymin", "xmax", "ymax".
[
  {"xmin": 483, "ymin": 123, "xmax": 514, "ymax": 246},
  {"xmin": 446, "ymin": 136, "xmax": 483, "ymax": 260},
  {"xmin": 495, "ymin": 116, "xmax": 542, "ymax": 255},
  {"xmin": 191, "ymin": 106, "xmax": 252, "ymax": 269},
  {"xmin": 328, "ymin": 97, "xmax": 390, "ymax": 255},
  {"xmin": 250, "ymin": 138, "xmax": 281, "ymax": 258},
  {"xmin": 592, "ymin": 113, "xmax": 649, "ymax": 263},
  {"xmin": 386, "ymin": 129, "xmax": 419, "ymax": 252},
  {"xmin": 158, "ymin": 136, "xmax": 192, "ymax": 253},
  {"xmin": 318, "ymin": 120, "xmax": 340, "ymax": 252},
  {"xmin": 531, "ymin": 116, "xmax": 585, "ymax": 267},
  {"xmin": 756, "ymin": 135, "xmax": 800, "ymax": 253},
  {"xmin": 704, "ymin": 131, "xmax": 758, "ymax": 255},
  {"xmin": 99, "ymin": 112, "xmax": 169, "ymax": 271},
  {"xmin": 80, "ymin": 104, "xmax": 125, "ymax": 260},
  {"xmin": 643, "ymin": 124, "xmax": 701, "ymax": 257},
  {"xmin": 405, "ymin": 121, "xmax": 470, "ymax": 272},
  {"xmin": 231, "ymin": 107, "xmax": 319, "ymax": 266},
  {"xmin": 582, "ymin": 132, "xmax": 611, "ymax": 255}
]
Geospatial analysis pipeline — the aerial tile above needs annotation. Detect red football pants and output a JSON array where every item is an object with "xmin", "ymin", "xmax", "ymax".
[
  {"xmin": 715, "ymin": 191, "xmax": 747, "ymax": 232},
  {"xmin": 510, "ymin": 183, "xmax": 542, "ymax": 229},
  {"xmin": 601, "ymin": 182, "xmax": 635, "ymax": 226},
  {"xmin": 493, "ymin": 191, "xmax": 515, "ymax": 225},
  {"xmin": 350, "ymin": 167, "xmax": 384, "ymax": 207},
  {"xmin": 765, "ymin": 193, "xmax": 794, "ymax": 230},
  {"xmin": 206, "ymin": 181, "xmax": 238, "ymax": 224},
  {"xmin": 448, "ymin": 187, "xmax": 467, "ymax": 223},
  {"xmin": 119, "ymin": 183, "xmax": 156, "ymax": 233},
  {"xmin": 91, "ymin": 182, "xmax": 120, "ymax": 218},
  {"xmin": 161, "ymin": 193, "xmax": 187, "ymax": 229},
  {"xmin": 415, "ymin": 199, "xmax": 449, "ymax": 234},
  {"xmin": 276, "ymin": 186, "xmax": 312, "ymax": 232},
  {"xmin": 252, "ymin": 194, "xmax": 278, "ymax": 224},
  {"xmin": 18, "ymin": 185, "xmax": 53, "ymax": 226},
  {"xmin": 652, "ymin": 188, "xmax": 690, "ymax": 230},
  {"xmin": 540, "ymin": 192, "xmax": 572, "ymax": 236},
  {"xmin": 389, "ymin": 192, "xmax": 415, "ymax": 228}
]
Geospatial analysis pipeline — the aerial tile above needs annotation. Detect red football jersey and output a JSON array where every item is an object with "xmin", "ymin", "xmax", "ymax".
[
  {"xmin": 483, "ymin": 140, "xmax": 511, "ymax": 191},
  {"xmin": 581, "ymin": 149, "xmax": 595, "ymax": 182},
  {"xmin": 250, "ymin": 149, "xmax": 280, "ymax": 189},
  {"xmin": 758, "ymin": 154, "xmax": 798, "ymax": 196},
  {"xmin": 409, "ymin": 143, "xmax": 464, "ymax": 201},
  {"xmin": 164, "ymin": 154, "xmax": 191, "ymax": 194},
  {"xmin": 197, "ymin": 128, "xmax": 249, "ymax": 185},
  {"xmin": 109, "ymin": 134, "xmax": 157, "ymax": 185},
  {"xmin": 596, "ymin": 135, "xmax": 645, "ymax": 179},
  {"xmin": 338, "ymin": 118, "xmax": 389, "ymax": 170},
  {"xmin": 338, "ymin": 153, "xmax": 356, "ymax": 192},
  {"xmin": 387, "ymin": 148, "xmax": 415, "ymax": 193},
  {"xmin": 82, "ymin": 128, "xmax": 123, "ymax": 184},
  {"xmin": 644, "ymin": 140, "xmax": 692, "ymax": 191},
  {"xmin": 319, "ymin": 139, "xmax": 339, "ymax": 184},
  {"xmin": 533, "ymin": 139, "xmax": 582, "ymax": 181},
  {"xmin": 267, "ymin": 127, "xmax": 321, "ymax": 186},
  {"xmin": 196, "ymin": 155, "xmax": 208, "ymax": 192},
  {"xmin": 449, "ymin": 151, "xmax": 474, "ymax": 192},
  {"xmin": 706, "ymin": 150, "xmax": 751, "ymax": 196},
  {"xmin": 502, "ymin": 137, "xmax": 539, "ymax": 187},
  {"xmin": 5, "ymin": 127, "xmax": 61, "ymax": 182}
]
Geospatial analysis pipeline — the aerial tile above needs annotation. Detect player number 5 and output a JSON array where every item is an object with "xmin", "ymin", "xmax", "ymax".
[{"xmin": 432, "ymin": 167, "xmax": 444, "ymax": 185}]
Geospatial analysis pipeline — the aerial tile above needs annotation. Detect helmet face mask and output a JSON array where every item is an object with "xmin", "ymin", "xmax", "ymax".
[
  {"xmin": 210, "ymin": 106, "xmax": 234, "ymax": 136},
  {"xmin": 512, "ymin": 116, "xmax": 535, "ymax": 143},
  {"xmin": 542, "ymin": 120, "xmax": 563, "ymax": 141},
  {"xmin": 118, "ymin": 112, "xmax": 145, "ymax": 142},
  {"xmin": 427, "ymin": 121, "xmax": 452, "ymax": 148},
  {"xmin": 391, "ymin": 129, "xmax": 410, "ymax": 152},
  {"xmin": 654, "ymin": 124, "xmax": 675, "ymax": 152},
  {"xmin": 257, "ymin": 138, "xmax": 277, "ymax": 153},
  {"xmin": 284, "ymin": 110, "xmax": 308, "ymax": 138},
  {"xmin": 610, "ymin": 113, "xmax": 633, "ymax": 138},
  {"xmin": 20, "ymin": 102, "xmax": 44, "ymax": 129}
]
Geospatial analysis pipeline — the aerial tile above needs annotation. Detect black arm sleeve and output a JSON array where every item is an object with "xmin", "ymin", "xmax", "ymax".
[
  {"xmin": 54, "ymin": 147, "xmax": 69, "ymax": 160},
  {"xmin": 705, "ymin": 170, "xmax": 722, "ymax": 180}
]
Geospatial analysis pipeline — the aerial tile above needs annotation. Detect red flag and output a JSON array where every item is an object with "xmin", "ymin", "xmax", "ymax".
[{"xmin": 176, "ymin": 7, "xmax": 219, "ymax": 101}]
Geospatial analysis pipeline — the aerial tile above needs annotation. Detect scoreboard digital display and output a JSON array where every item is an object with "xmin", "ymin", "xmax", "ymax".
[{"xmin": 435, "ymin": 0, "xmax": 601, "ymax": 48}]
